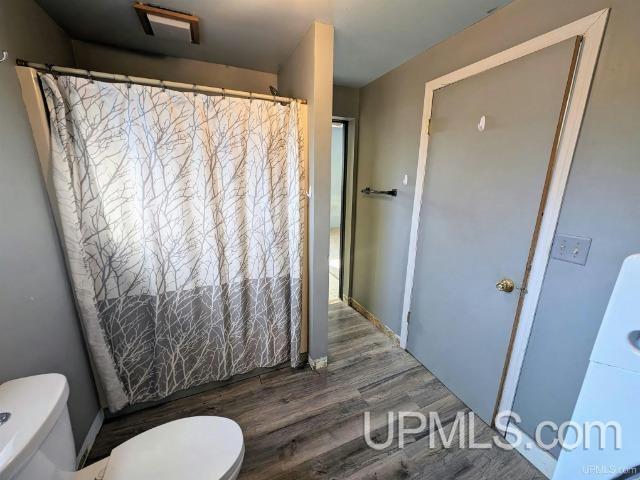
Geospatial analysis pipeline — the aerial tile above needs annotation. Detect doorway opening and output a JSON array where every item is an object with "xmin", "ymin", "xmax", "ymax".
[{"xmin": 329, "ymin": 120, "xmax": 347, "ymax": 301}]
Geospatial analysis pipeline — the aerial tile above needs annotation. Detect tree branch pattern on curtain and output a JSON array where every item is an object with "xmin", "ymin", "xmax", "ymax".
[{"xmin": 40, "ymin": 74, "xmax": 305, "ymax": 411}]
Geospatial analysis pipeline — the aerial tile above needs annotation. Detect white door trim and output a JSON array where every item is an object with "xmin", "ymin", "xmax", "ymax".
[
  {"xmin": 399, "ymin": 9, "xmax": 609, "ymax": 432},
  {"xmin": 504, "ymin": 423, "xmax": 557, "ymax": 479}
]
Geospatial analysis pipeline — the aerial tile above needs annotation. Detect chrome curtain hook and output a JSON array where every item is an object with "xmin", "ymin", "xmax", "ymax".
[
  {"xmin": 0, "ymin": 51, "xmax": 8, "ymax": 63},
  {"xmin": 86, "ymin": 70, "xmax": 94, "ymax": 83},
  {"xmin": 126, "ymin": 76, "xmax": 132, "ymax": 89}
]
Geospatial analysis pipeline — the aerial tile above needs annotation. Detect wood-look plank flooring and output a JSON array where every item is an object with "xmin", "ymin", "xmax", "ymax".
[{"xmin": 88, "ymin": 301, "xmax": 544, "ymax": 479}]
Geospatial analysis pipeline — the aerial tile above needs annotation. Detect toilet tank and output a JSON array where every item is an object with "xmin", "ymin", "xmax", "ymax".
[{"xmin": 0, "ymin": 374, "xmax": 76, "ymax": 480}]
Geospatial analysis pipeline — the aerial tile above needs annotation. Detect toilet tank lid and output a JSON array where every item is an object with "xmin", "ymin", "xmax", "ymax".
[{"xmin": 0, "ymin": 373, "xmax": 70, "ymax": 478}]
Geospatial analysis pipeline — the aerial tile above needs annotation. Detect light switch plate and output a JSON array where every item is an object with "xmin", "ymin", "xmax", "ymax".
[{"xmin": 550, "ymin": 234, "xmax": 592, "ymax": 266}]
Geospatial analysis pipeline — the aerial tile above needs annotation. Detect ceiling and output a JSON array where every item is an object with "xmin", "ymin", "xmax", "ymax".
[{"xmin": 35, "ymin": 0, "xmax": 511, "ymax": 87}]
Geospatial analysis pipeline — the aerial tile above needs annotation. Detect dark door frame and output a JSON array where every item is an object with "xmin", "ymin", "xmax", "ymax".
[
  {"xmin": 338, "ymin": 119, "xmax": 349, "ymax": 298},
  {"xmin": 333, "ymin": 119, "xmax": 349, "ymax": 299}
]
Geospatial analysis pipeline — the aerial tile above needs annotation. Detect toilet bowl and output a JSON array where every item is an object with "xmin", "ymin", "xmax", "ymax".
[{"xmin": 0, "ymin": 374, "xmax": 244, "ymax": 480}]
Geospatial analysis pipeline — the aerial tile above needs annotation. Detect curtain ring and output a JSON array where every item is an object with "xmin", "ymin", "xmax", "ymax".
[
  {"xmin": 193, "ymin": 84, "xmax": 198, "ymax": 97},
  {"xmin": 126, "ymin": 76, "xmax": 132, "ymax": 89},
  {"xmin": 249, "ymin": 92, "xmax": 253, "ymax": 103},
  {"xmin": 46, "ymin": 63, "xmax": 58, "ymax": 79},
  {"xmin": 86, "ymin": 70, "xmax": 94, "ymax": 83},
  {"xmin": 160, "ymin": 80, "xmax": 166, "ymax": 92}
]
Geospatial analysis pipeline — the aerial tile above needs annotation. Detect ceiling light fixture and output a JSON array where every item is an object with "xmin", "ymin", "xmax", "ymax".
[{"xmin": 133, "ymin": 3, "xmax": 200, "ymax": 44}]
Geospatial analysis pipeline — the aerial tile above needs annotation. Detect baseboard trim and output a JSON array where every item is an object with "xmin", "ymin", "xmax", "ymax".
[
  {"xmin": 348, "ymin": 297, "xmax": 400, "ymax": 346},
  {"xmin": 309, "ymin": 356, "xmax": 328, "ymax": 370},
  {"xmin": 77, "ymin": 409, "xmax": 104, "ymax": 468},
  {"xmin": 505, "ymin": 424, "xmax": 556, "ymax": 479}
]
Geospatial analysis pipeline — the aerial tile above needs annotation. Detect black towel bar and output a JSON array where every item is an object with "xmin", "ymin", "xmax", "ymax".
[{"xmin": 361, "ymin": 187, "xmax": 398, "ymax": 197}]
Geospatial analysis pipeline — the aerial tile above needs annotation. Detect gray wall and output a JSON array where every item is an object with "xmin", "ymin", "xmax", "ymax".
[
  {"xmin": 354, "ymin": 0, "xmax": 640, "ymax": 448},
  {"xmin": 72, "ymin": 40, "xmax": 278, "ymax": 95},
  {"xmin": 278, "ymin": 22, "xmax": 334, "ymax": 361},
  {"xmin": 333, "ymin": 85, "xmax": 360, "ymax": 119},
  {"xmin": 0, "ymin": 0, "xmax": 100, "ymax": 448}
]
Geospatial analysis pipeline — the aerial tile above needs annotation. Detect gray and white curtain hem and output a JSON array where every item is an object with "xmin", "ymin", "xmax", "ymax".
[{"xmin": 40, "ymin": 74, "xmax": 305, "ymax": 411}]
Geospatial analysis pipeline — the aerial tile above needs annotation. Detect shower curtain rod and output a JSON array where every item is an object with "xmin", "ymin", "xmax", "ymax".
[{"xmin": 16, "ymin": 59, "xmax": 307, "ymax": 105}]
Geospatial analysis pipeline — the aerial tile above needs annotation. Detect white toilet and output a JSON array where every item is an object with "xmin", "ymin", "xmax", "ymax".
[{"xmin": 0, "ymin": 374, "xmax": 244, "ymax": 480}]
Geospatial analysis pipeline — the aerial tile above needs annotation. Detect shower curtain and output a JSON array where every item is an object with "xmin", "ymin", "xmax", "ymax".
[{"xmin": 40, "ymin": 74, "xmax": 305, "ymax": 411}]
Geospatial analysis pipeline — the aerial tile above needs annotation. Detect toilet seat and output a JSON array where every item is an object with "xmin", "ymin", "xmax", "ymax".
[{"xmin": 100, "ymin": 416, "xmax": 244, "ymax": 480}]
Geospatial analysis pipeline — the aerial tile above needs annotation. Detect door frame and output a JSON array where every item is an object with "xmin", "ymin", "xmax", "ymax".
[
  {"xmin": 399, "ymin": 9, "xmax": 609, "ymax": 431},
  {"xmin": 332, "ymin": 119, "xmax": 349, "ymax": 299},
  {"xmin": 332, "ymin": 116, "xmax": 358, "ymax": 302}
]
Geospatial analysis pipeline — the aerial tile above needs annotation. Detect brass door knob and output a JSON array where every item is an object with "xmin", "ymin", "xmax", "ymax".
[{"xmin": 496, "ymin": 278, "xmax": 515, "ymax": 293}]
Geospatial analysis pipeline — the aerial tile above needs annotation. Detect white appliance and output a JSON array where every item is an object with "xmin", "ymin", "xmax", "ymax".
[
  {"xmin": 0, "ymin": 374, "xmax": 244, "ymax": 480},
  {"xmin": 553, "ymin": 254, "xmax": 640, "ymax": 479}
]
